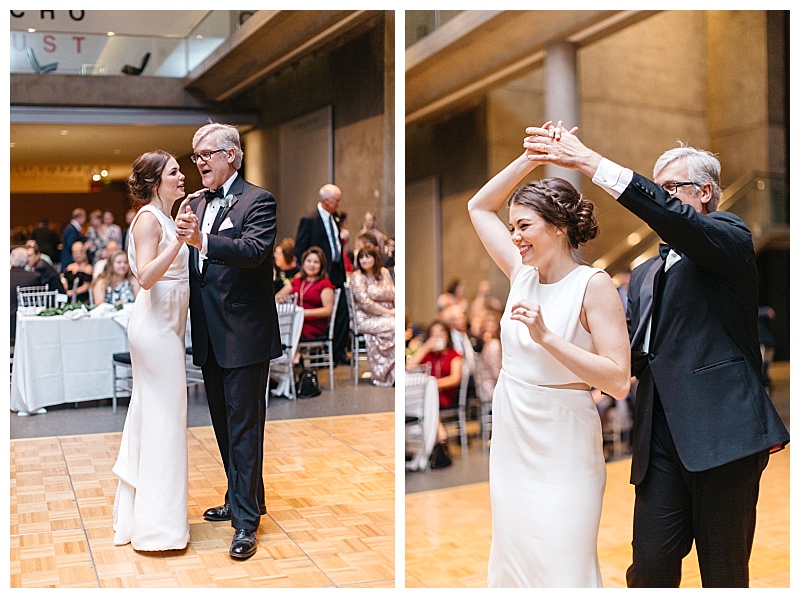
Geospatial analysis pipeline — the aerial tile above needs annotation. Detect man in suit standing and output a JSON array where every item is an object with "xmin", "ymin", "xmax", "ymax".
[
  {"xmin": 525, "ymin": 125, "xmax": 789, "ymax": 587},
  {"xmin": 60, "ymin": 208, "xmax": 86, "ymax": 272},
  {"xmin": 294, "ymin": 183, "xmax": 350, "ymax": 364},
  {"xmin": 31, "ymin": 218, "xmax": 60, "ymax": 264},
  {"xmin": 175, "ymin": 122, "xmax": 281, "ymax": 560}
]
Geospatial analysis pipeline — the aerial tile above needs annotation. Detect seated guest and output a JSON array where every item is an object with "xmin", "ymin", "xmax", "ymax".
[
  {"xmin": 83, "ymin": 209, "xmax": 105, "ymax": 265},
  {"xmin": 11, "ymin": 247, "xmax": 42, "ymax": 345},
  {"xmin": 405, "ymin": 313, "xmax": 424, "ymax": 355},
  {"xmin": 92, "ymin": 251, "xmax": 139, "ymax": 307},
  {"xmin": 383, "ymin": 236, "xmax": 396, "ymax": 276},
  {"xmin": 25, "ymin": 241, "xmax": 65, "ymax": 294},
  {"xmin": 476, "ymin": 310, "xmax": 502, "ymax": 404},
  {"xmin": 62, "ymin": 241, "xmax": 93, "ymax": 304},
  {"xmin": 273, "ymin": 237, "xmax": 300, "ymax": 294},
  {"xmin": 350, "ymin": 244, "xmax": 395, "ymax": 386},
  {"xmin": 437, "ymin": 277, "xmax": 469, "ymax": 314},
  {"xmin": 276, "ymin": 246, "xmax": 335, "ymax": 340},
  {"xmin": 103, "ymin": 210, "xmax": 123, "ymax": 246},
  {"xmin": 354, "ymin": 231, "xmax": 379, "ymax": 258},
  {"xmin": 469, "ymin": 279, "xmax": 504, "ymax": 338},
  {"xmin": 92, "ymin": 239, "xmax": 120, "ymax": 281},
  {"xmin": 406, "ymin": 320, "xmax": 463, "ymax": 450}
]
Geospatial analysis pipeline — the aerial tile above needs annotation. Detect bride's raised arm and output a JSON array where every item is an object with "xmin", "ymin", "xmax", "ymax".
[
  {"xmin": 468, "ymin": 122, "xmax": 566, "ymax": 280},
  {"xmin": 467, "ymin": 152, "xmax": 542, "ymax": 281}
]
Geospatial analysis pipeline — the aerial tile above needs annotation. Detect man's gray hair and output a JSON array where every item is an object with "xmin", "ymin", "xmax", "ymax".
[
  {"xmin": 654, "ymin": 142, "xmax": 722, "ymax": 212},
  {"xmin": 10, "ymin": 247, "xmax": 28, "ymax": 268},
  {"xmin": 193, "ymin": 122, "xmax": 244, "ymax": 170}
]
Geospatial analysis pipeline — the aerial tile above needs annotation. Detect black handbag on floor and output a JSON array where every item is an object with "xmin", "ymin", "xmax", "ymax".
[
  {"xmin": 429, "ymin": 442, "xmax": 452, "ymax": 469},
  {"xmin": 296, "ymin": 359, "xmax": 322, "ymax": 398}
]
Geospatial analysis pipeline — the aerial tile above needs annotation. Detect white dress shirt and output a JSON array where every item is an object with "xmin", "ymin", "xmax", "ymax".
[
  {"xmin": 317, "ymin": 203, "xmax": 341, "ymax": 262},
  {"xmin": 592, "ymin": 158, "xmax": 680, "ymax": 352},
  {"xmin": 199, "ymin": 172, "xmax": 238, "ymax": 270}
]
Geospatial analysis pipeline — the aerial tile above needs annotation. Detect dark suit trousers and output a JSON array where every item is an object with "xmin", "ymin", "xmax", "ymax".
[
  {"xmin": 202, "ymin": 341, "xmax": 269, "ymax": 532},
  {"xmin": 333, "ymin": 286, "xmax": 349, "ymax": 361},
  {"xmin": 627, "ymin": 391, "xmax": 769, "ymax": 587}
]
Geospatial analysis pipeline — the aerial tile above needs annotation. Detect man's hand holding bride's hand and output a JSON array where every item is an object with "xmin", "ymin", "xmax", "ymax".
[
  {"xmin": 523, "ymin": 120, "xmax": 602, "ymax": 176},
  {"xmin": 175, "ymin": 194, "xmax": 202, "ymax": 248}
]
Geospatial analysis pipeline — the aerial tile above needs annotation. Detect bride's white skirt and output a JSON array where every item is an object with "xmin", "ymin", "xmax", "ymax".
[
  {"xmin": 112, "ymin": 280, "xmax": 190, "ymax": 551},
  {"xmin": 487, "ymin": 370, "xmax": 606, "ymax": 588}
]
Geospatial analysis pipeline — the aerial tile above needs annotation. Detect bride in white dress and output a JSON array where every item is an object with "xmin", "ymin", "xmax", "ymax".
[
  {"xmin": 112, "ymin": 150, "xmax": 200, "ymax": 551},
  {"xmin": 467, "ymin": 123, "xmax": 631, "ymax": 587}
]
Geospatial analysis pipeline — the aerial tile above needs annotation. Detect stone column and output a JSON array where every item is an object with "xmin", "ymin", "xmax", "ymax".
[{"xmin": 544, "ymin": 40, "xmax": 581, "ymax": 191}]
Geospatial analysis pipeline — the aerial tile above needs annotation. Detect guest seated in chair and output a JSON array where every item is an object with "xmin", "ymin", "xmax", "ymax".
[
  {"xmin": 476, "ymin": 309, "xmax": 502, "ymax": 403},
  {"xmin": 92, "ymin": 250, "xmax": 140, "ymax": 307},
  {"xmin": 273, "ymin": 237, "xmax": 300, "ymax": 295},
  {"xmin": 350, "ymin": 243, "xmax": 395, "ymax": 386},
  {"xmin": 25, "ymin": 240, "xmax": 65, "ymax": 295},
  {"xmin": 406, "ymin": 320, "xmax": 463, "ymax": 455},
  {"xmin": 11, "ymin": 247, "xmax": 43, "ymax": 345},
  {"xmin": 62, "ymin": 241, "xmax": 93, "ymax": 304},
  {"xmin": 276, "ymin": 246, "xmax": 334, "ymax": 343}
]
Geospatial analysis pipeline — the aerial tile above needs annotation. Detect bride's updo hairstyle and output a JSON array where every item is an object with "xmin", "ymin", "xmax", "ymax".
[
  {"xmin": 509, "ymin": 177, "xmax": 599, "ymax": 249},
  {"xmin": 127, "ymin": 150, "xmax": 175, "ymax": 210}
]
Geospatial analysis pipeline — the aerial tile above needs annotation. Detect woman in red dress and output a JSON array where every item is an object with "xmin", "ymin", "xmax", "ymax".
[{"xmin": 276, "ymin": 246, "xmax": 335, "ymax": 339}]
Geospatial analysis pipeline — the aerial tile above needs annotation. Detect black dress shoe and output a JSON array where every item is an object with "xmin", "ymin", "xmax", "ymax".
[
  {"xmin": 203, "ymin": 503, "xmax": 231, "ymax": 521},
  {"xmin": 229, "ymin": 528, "xmax": 257, "ymax": 559},
  {"xmin": 203, "ymin": 503, "xmax": 267, "ymax": 521}
]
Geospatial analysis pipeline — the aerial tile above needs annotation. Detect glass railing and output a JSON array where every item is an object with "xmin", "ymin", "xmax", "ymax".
[
  {"xmin": 406, "ymin": 10, "xmax": 465, "ymax": 48},
  {"xmin": 9, "ymin": 10, "xmax": 250, "ymax": 77},
  {"xmin": 721, "ymin": 172, "xmax": 788, "ymax": 238}
]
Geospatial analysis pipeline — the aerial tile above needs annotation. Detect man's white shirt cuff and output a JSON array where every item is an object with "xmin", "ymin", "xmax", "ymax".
[
  {"xmin": 592, "ymin": 158, "xmax": 633, "ymax": 199},
  {"xmin": 200, "ymin": 232, "xmax": 209, "ymax": 260}
]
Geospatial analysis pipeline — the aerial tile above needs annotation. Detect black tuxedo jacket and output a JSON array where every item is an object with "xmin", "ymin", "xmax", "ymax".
[
  {"xmin": 622, "ymin": 173, "xmax": 788, "ymax": 484},
  {"xmin": 187, "ymin": 174, "xmax": 281, "ymax": 369},
  {"xmin": 294, "ymin": 209, "xmax": 346, "ymax": 287}
]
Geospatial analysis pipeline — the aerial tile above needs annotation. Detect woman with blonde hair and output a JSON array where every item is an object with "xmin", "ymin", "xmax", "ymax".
[{"xmin": 92, "ymin": 250, "xmax": 140, "ymax": 306}]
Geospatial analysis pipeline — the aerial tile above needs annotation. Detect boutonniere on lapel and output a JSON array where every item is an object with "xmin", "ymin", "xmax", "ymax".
[{"xmin": 219, "ymin": 194, "xmax": 233, "ymax": 208}]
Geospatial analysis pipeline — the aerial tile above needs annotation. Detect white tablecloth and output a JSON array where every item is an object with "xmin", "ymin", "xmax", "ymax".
[
  {"xmin": 406, "ymin": 376, "xmax": 439, "ymax": 471},
  {"xmin": 269, "ymin": 305, "xmax": 304, "ymax": 399},
  {"xmin": 11, "ymin": 306, "xmax": 131, "ymax": 413}
]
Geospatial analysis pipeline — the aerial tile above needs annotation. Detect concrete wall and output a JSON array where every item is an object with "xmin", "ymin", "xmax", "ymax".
[{"xmin": 249, "ymin": 18, "xmax": 393, "ymax": 245}]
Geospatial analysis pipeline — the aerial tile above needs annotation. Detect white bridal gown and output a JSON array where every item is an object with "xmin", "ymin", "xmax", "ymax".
[
  {"xmin": 488, "ymin": 264, "xmax": 607, "ymax": 587},
  {"xmin": 112, "ymin": 205, "xmax": 191, "ymax": 551}
]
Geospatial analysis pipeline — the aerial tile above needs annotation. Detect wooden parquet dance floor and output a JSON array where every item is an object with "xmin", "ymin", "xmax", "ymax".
[
  {"xmin": 10, "ymin": 412, "xmax": 394, "ymax": 588},
  {"xmin": 406, "ymin": 445, "xmax": 790, "ymax": 588}
]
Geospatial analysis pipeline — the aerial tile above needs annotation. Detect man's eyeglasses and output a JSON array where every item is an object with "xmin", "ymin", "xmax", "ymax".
[
  {"xmin": 190, "ymin": 148, "xmax": 226, "ymax": 163},
  {"xmin": 662, "ymin": 181, "xmax": 699, "ymax": 195}
]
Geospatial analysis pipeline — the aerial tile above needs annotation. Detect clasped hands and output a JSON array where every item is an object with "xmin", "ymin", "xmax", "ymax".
[
  {"xmin": 175, "ymin": 189, "xmax": 206, "ymax": 248},
  {"xmin": 522, "ymin": 120, "xmax": 594, "ymax": 171}
]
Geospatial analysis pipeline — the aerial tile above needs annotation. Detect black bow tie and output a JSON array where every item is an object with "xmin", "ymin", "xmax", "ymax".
[
  {"xmin": 659, "ymin": 243, "xmax": 671, "ymax": 260},
  {"xmin": 206, "ymin": 187, "xmax": 225, "ymax": 200}
]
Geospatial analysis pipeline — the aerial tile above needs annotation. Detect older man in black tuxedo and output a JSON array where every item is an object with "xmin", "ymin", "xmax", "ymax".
[
  {"xmin": 176, "ymin": 122, "xmax": 281, "ymax": 560},
  {"xmin": 525, "ymin": 124, "xmax": 789, "ymax": 588},
  {"xmin": 294, "ymin": 183, "xmax": 350, "ymax": 364}
]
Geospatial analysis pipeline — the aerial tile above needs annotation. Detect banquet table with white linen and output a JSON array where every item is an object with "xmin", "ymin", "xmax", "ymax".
[{"xmin": 10, "ymin": 304, "xmax": 132, "ymax": 414}]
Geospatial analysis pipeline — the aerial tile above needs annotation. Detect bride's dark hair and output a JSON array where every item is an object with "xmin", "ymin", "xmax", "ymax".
[
  {"xmin": 509, "ymin": 177, "xmax": 599, "ymax": 249},
  {"xmin": 127, "ymin": 150, "xmax": 175, "ymax": 210}
]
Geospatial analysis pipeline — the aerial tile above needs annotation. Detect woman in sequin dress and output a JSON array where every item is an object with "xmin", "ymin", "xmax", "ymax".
[{"xmin": 350, "ymin": 243, "xmax": 395, "ymax": 386}]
